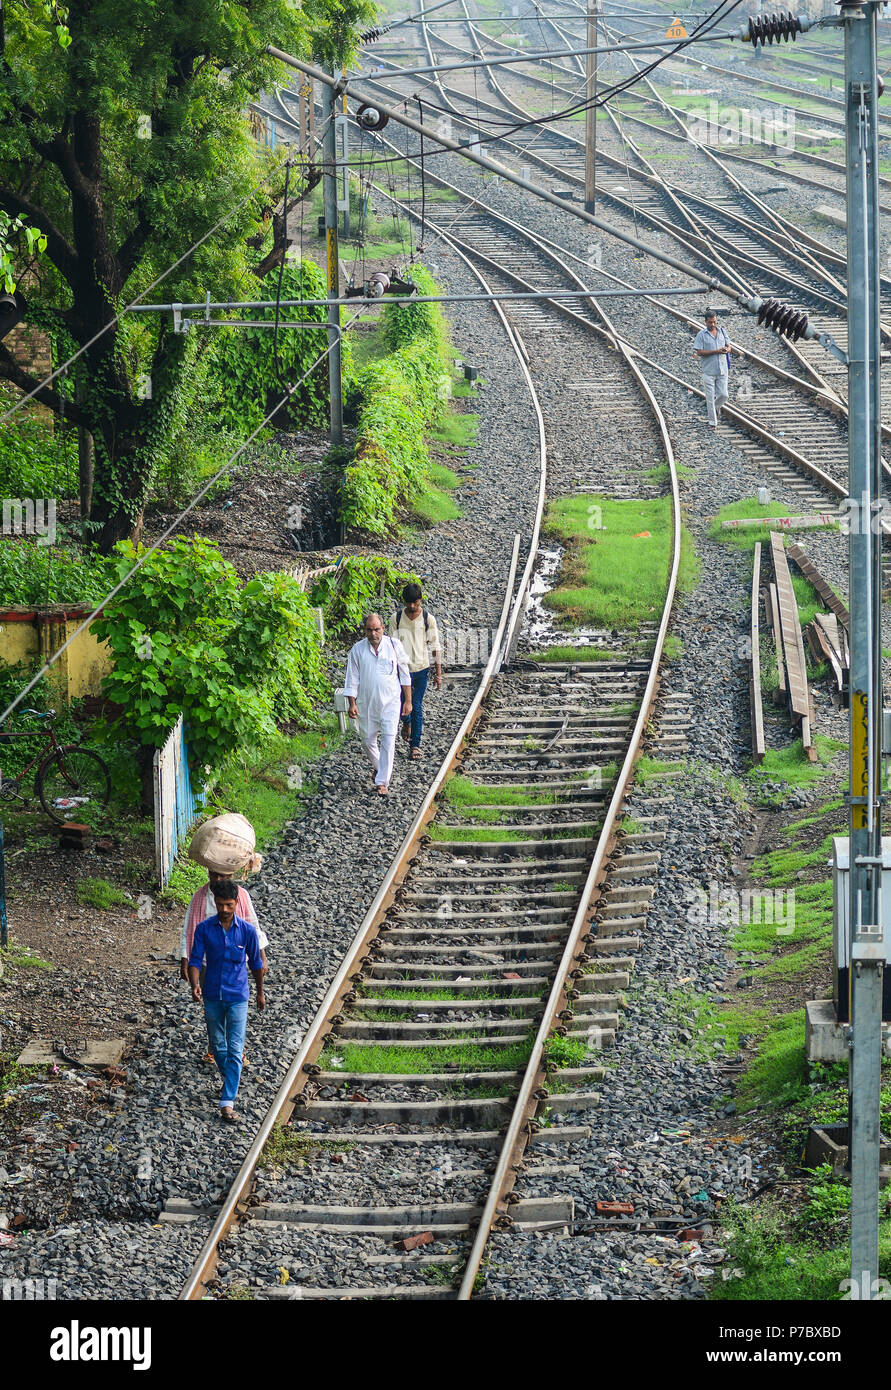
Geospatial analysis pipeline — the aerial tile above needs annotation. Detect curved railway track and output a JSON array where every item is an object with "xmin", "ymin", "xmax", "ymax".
[
  {"xmin": 357, "ymin": 0, "xmax": 891, "ymax": 515},
  {"xmin": 178, "ymin": 175, "xmax": 684, "ymax": 1301}
]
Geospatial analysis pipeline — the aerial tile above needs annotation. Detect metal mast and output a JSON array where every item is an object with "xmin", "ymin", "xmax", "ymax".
[{"xmin": 843, "ymin": 0, "xmax": 884, "ymax": 1297}]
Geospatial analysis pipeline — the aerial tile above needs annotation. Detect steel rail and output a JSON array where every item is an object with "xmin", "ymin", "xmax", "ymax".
[
  {"xmin": 388, "ymin": 3, "xmax": 683, "ymax": 1290},
  {"xmin": 180, "ymin": 207, "xmax": 549, "ymax": 1301},
  {"xmin": 374, "ymin": 8, "xmax": 891, "ymax": 447},
  {"xmin": 180, "ymin": 533, "xmax": 520, "ymax": 1300},
  {"xmin": 353, "ymin": 72, "xmax": 858, "ymax": 421},
  {"xmin": 336, "ymin": 92, "xmax": 855, "ymax": 506},
  {"xmin": 355, "ymin": 79, "xmax": 860, "ymax": 513},
  {"xmin": 455, "ymin": 198, "xmax": 683, "ymax": 1310}
]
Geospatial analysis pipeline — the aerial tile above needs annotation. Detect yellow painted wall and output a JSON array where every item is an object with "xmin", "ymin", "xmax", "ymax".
[{"xmin": 0, "ymin": 606, "xmax": 112, "ymax": 703}]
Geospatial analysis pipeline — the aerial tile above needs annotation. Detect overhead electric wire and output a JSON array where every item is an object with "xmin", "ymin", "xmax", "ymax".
[
  {"xmin": 0, "ymin": 310, "xmax": 367, "ymax": 730},
  {"xmin": 0, "ymin": 146, "xmax": 306, "ymax": 426}
]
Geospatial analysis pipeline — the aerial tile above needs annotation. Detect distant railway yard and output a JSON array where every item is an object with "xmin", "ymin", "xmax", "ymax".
[{"xmin": 0, "ymin": 0, "xmax": 888, "ymax": 1354}]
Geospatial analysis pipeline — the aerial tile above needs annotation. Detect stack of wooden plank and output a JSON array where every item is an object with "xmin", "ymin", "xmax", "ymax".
[
  {"xmin": 748, "ymin": 537, "xmax": 849, "ymax": 763},
  {"xmin": 787, "ymin": 542, "xmax": 850, "ymax": 704},
  {"xmin": 767, "ymin": 533, "xmax": 817, "ymax": 759}
]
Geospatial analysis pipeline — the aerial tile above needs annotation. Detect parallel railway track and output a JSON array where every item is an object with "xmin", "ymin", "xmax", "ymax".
[{"xmin": 178, "ymin": 162, "xmax": 684, "ymax": 1299}]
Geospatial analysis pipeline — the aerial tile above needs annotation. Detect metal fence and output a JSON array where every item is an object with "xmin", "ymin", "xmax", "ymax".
[{"xmin": 153, "ymin": 716, "xmax": 205, "ymax": 888}]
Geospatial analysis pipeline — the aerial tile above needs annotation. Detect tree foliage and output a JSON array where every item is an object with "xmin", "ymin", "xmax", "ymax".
[
  {"xmin": 91, "ymin": 536, "xmax": 328, "ymax": 771},
  {"xmin": 0, "ymin": 0, "xmax": 373, "ymax": 551}
]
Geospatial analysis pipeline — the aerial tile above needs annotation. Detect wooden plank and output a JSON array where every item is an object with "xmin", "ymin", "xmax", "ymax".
[
  {"xmin": 720, "ymin": 514, "xmax": 838, "ymax": 532},
  {"xmin": 786, "ymin": 542, "xmax": 850, "ymax": 632},
  {"xmin": 770, "ymin": 532, "xmax": 812, "ymax": 723},
  {"xmin": 17, "ymin": 1038, "xmax": 125, "ymax": 1067},
  {"xmin": 769, "ymin": 581, "xmax": 787, "ymax": 703},
  {"xmin": 750, "ymin": 542, "xmax": 766, "ymax": 763}
]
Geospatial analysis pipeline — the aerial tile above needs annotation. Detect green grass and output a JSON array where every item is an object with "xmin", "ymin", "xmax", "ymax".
[
  {"xmin": 791, "ymin": 573, "xmax": 826, "ymax": 631},
  {"xmin": 0, "ymin": 1052, "xmax": 45, "ymax": 1095},
  {"xmin": 432, "ymin": 413, "xmax": 479, "ymax": 449},
  {"xmin": 207, "ymin": 720, "xmax": 339, "ymax": 850},
  {"xmin": 74, "ymin": 877, "xmax": 130, "ymax": 911},
  {"xmin": 753, "ymin": 833, "xmax": 836, "ymax": 886},
  {"xmin": 635, "ymin": 756, "xmax": 682, "ymax": 785},
  {"xmin": 528, "ymin": 645, "xmax": 625, "ymax": 663},
  {"xmin": 644, "ymin": 462, "xmax": 695, "ymax": 485},
  {"xmin": 317, "ymin": 1039, "xmax": 534, "ymax": 1074},
  {"xmin": 409, "ymin": 473, "xmax": 462, "ymax": 525},
  {"xmin": 747, "ymin": 736, "xmax": 846, "ymax": 806},
  {"xmin": 444, "ymin": 776, "xmax": 560, "ymax": 807},
  {"xmin": 160, "ymin": 857, "xmax": 208, "ymax": 907},
  {"xmin": 543, "ymin": 494, "xmax": 698, "ymax": 629},
  {"xmin": 259, "ymin": 1122, "xmax": 353, "ymax": 1169},
  {"xmin": 710, "ymin": 1202, "xmax": 891, "ymax": 1301},
  {"xmin": 0, "ymin": 940, "xmax": 53, "ymax": 971},
  {"xmin": 367, "ymin": 985, "xmax": 514, "ymax": 1002},
  {"xmin": 429, "ymin": 823, "xmax": 598, "ymax": 842}
]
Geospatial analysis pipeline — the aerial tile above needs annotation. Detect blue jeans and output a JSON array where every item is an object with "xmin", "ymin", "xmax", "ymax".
[
  {"xmin": 204, "ymin": 998, "xmax": 248, "ymax": 1107},
  {"xmin": 402, "ymin": 667, "xmax": 430, "ymax": 748}
]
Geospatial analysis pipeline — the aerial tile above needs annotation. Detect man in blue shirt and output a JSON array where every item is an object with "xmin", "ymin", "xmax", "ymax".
[{"xmin": 188, "ymin": 880, "xmax": 266, "ymax": 1123}]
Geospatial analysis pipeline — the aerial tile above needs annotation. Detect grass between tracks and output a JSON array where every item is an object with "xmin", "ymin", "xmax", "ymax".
[
  {"xmin": 542, "ymin": 494, "xmax": 699, "ymax": 630},
  {"xmin": 316, "ymin": 1034, "xmax": 589, "ymax": 1075}
]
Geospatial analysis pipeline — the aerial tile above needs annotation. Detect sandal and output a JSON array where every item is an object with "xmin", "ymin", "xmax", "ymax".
[
  {"xmin": 410, "ymin": 748, "xmax": 422, "ymax": 760},
  {"xmin": 377, "ymin": 784, "xmax": 389, "ymax": 796},
  {"xmin": 220, "ymin": 1107, "xmax": 238, "ymax": 1124}
]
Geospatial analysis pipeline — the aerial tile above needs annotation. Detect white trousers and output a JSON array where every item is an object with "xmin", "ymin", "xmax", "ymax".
[
  {"xmin": 703, "ymin": 373, "xmax": 729, "ymax": 426},
  {"xmin": 359, "ymin": 709, "xmax": 400, "ymax": 787}
]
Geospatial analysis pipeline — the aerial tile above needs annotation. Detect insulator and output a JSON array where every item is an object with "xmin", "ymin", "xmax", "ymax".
[
  {"xmin": 747, "ymin": 11, "xmax": 803, "ymax": 44},
  {"xmin": 356, "ymin": 102, "xmax": 389, "ymax": 132},
  {"xmin": 360, "ymin": 24, "xmax": 390, "ymax": 43},
  {"xmin": 756, "ymin": 297, "xmax": 810, "ymax": 341},
  {"xmin": 369, "ymin": 271, "xmax": 390, "ymax": 299}
]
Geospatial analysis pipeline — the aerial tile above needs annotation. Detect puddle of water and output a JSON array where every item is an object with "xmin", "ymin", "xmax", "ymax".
[{"xmin": 520, "ymin": 544, "xmax": 618, "ymax": 652}]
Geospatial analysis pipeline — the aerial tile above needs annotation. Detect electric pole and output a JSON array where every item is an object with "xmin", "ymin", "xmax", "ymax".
[
  {"xmin": 323, "ymin": 78, "xmax": 344, "ymax": 449},
  {"xmin": 843, "ymin": 0, "xmax": 884, "ymax": 1299},
  {"xmin": 584, "ymin": 0, "xmax": 600, "ymax": 213}
]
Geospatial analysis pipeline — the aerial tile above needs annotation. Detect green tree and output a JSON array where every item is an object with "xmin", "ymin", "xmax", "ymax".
[{"xmin": 0, "ymin": 0, "xmax": 373, "ymax": 553}]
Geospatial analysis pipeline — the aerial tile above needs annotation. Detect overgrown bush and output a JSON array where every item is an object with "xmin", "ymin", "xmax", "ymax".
[
  {"xmin": 91, "ymin": 536, "xmax": 328, "ymax": 774},
  {"xmin": 309, "ymin": 554, "xmax": 419, "ymax": 638},
  {"xmin": 235, "ymin": 571, "xmax": 328, "ymax": 721},
  {"xmin": 0, "ymin": 538, "xmax": 112, "ymax": 606},
  {"xmin": 206, "ymin": 259, "xmax": 352, "ymax": 436},
  {"xmin": 341, "ymin": 264, "xmax": 449, "ymax": 536}
]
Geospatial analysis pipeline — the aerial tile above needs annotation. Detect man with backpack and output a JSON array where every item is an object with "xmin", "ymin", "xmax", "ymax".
[{"xmin": 389, "ymin": 583, "xmax": 443, "ymax": 761}]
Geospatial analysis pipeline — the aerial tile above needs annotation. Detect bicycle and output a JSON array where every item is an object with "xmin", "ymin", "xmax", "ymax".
[{"xmin": 0, "ymin": 708, "xmax": 112, "ymax": 824}]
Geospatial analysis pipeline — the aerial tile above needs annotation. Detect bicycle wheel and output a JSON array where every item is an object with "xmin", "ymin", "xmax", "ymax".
[{"xmin": 37, "ymin": 746, "xmax": 112, "ymax": 823}]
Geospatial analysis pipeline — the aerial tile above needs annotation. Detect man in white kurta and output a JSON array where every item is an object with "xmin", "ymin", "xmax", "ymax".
[{"xmin": 344, "ymin": 614, "xmax": 412, "ymax": 794}]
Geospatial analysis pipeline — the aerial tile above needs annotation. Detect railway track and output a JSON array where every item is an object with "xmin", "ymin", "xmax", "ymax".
[
  {"xmin": 357, "ymin": 0, "xmax": 891, "ymax": 519},
  {"xmin": 177, "ymin": 159, "xmax": 684, "ymax": 1299},
  {"xmin": 349, "ymin": 41, "xmax": 855, "ymax": 513}
]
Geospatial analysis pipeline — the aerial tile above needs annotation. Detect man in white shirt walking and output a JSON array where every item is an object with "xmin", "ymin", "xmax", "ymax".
[
  {"xmin": 344, "ymin": 613, "xmax": 412, "ymax": 796},
  {"xmin": 693, "ymin": 310, "xmax": 739, "ymax": 428},
  {"xmin": 389, "ymin": 583, "xmax": 443, "ymax": 762}
]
